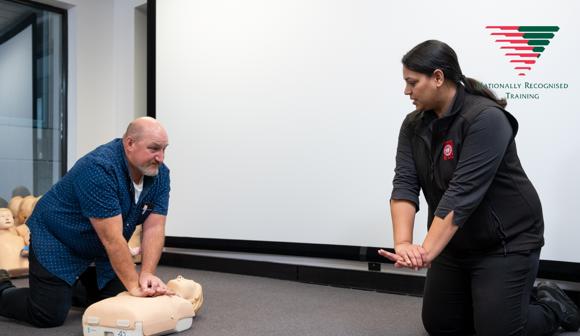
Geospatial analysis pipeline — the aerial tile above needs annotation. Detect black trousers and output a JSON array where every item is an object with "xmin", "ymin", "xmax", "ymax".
[
  {"xmin": 422, "ymin": 249, "xmax": 559, "ymax": 336},
  {"xmin": 0, "ymin": 249, "xmax": 125, "ymax": 328}
]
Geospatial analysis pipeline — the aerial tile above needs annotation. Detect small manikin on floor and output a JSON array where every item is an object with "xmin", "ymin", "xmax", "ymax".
[{"xmin": 82, "ymin": 275, "xmax": 203, "ymax": 336}]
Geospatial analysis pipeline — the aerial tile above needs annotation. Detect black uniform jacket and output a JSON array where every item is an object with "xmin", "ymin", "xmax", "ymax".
[{"xmin": 391, "ymin": 86, "xmax": 544, "ymax": 255}]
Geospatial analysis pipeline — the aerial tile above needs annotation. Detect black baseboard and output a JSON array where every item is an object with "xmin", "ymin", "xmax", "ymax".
[
  {"xmin": 297, "ymin": 264, "xmax": 425, "ymax": 296},
  {"xmin": 165, "ymin": 236, "xmax": 391, "ymax": 263},
  {"xmin": 160, "ymin": 251, "xmax": 425, "ymax": 296},
  {"xmin": 160, "ymin": 252, "xmax": 297, "ymax": 281},
  {"xmin": 536, "ymin": 259, "xmax": 580, "ymax": 283}
]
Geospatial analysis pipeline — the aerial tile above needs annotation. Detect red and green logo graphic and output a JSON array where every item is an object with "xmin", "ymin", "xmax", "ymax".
[{"xmin": 485, "ymin": 26, "xmax": 559, "ymax": 77}]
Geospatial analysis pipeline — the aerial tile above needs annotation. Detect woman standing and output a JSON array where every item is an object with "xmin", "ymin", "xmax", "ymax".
[{"xmin": 379, "ymin": 40, "xmax": 579, "ymax": 335}]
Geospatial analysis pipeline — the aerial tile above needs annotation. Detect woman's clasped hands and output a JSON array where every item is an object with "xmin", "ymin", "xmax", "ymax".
[{"xmin": 378, "ymin": 243, "xmax": 431, "ymax": 271}]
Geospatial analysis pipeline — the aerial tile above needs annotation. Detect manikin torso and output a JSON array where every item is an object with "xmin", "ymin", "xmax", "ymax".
[
  {"xmin": 0, "ymin": 208, "xmax": 28, "ymax": 275},
  {"xmin": 14, "ymin": 195, "xmax": 38, "ymax": 246}
]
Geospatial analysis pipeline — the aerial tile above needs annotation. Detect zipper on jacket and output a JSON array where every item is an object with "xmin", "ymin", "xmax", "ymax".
[{"xmin": 490, "ymin": 205, "xmax": 508, "ymax": 256}]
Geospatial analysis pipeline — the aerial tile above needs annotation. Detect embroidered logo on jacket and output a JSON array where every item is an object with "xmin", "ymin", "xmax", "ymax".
[{"xmin": 443, "ymin": 140, "xmax": 454, "ymax": 161}]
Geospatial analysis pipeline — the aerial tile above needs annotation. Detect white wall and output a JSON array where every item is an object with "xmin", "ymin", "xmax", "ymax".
[{"xmin": 134, "ymin": 4, "xmax": 148, "ymax": 120}]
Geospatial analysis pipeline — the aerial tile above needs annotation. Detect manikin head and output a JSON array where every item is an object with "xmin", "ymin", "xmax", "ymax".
[
  {"xmin": 0, "ymin": 208, "xmax": 15, "ymax": 230},
  {"xmin": 8, "ymin": 196, "xmax": 23, "ymax": 224},
  {"xmin": 17, "ymin": 195, "xmax": 37, "ymax": 225},
  {"xmin": 167, "ymin": 276, "xmax": 203, "ymax": 313},
  {"xmin": 123, "ymin": 117, "xmax": 169, "ymax": 183}
]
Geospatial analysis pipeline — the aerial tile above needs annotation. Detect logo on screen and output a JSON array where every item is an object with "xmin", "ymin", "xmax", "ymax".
[{"xmin": 485, "ymin": 26, "xmax": 559, "ymax": 77}]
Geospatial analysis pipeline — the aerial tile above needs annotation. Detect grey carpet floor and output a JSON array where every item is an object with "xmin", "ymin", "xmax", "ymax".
[{"xmin": 0, "ymin": 265, "xmax": 578, "ymax": 336}]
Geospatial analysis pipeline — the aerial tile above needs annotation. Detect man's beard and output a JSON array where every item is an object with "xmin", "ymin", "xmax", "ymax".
[{"xmin": 138, "ymin": 162, "xmax": 159, "ymax": 177}]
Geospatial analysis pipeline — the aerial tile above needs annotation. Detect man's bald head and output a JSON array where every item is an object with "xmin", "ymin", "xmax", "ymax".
[{"xmin": 123, "ymin": 117, "xmax": 166, "ymax": 142}]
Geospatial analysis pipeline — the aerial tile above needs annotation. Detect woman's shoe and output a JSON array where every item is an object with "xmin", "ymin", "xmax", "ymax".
[{"xmin": 537, "ymin": 281, "xmax": 580, "ymax": 332}]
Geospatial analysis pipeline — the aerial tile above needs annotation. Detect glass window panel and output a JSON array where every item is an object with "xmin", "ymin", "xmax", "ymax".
[{"xmin": 0, "ymin": 0, "xmax": 66, "ymax": 208}]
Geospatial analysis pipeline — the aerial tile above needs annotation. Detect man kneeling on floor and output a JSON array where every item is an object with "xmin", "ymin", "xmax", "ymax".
[{"xmin": 0, "ymin": 117, "xmax": 171, "ymax": 327}]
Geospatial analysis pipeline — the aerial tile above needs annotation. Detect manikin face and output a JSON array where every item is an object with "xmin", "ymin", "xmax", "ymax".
[
  {"xmin": 403, "ymin": 66, "xmax": 440, "ymax": 112},
  {"xmin": 125, "ymin": 128, "xmax": 169, "ymax": 179},
  {"xmin": 0, "ymin": 208, "xmax": 15, "ymax": 230}
]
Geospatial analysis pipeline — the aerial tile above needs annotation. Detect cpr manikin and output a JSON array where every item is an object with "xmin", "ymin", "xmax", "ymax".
[
  {"xmin": 0, "ymin": 208, "xmax": 29, "ymax": 277},
  {"xmin": 7, "ymin": 196, "xmax": 23, "ymax": 225},
  {"xmin": 83, "ymin": 276, "xmax": 203, "ymax": 336},
  {"xmin": 17, "ymin": 195, "xmax": 37, "ymax": 226},
  {"xmin": 13, "ymin": 195, "xmax": 39, "ymax": 256}
]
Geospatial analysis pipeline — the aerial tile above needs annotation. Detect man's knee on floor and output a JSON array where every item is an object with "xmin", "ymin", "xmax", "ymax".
[{"xmin": 29, "ymin": 309, "xmax": 68, "ymax": 328}]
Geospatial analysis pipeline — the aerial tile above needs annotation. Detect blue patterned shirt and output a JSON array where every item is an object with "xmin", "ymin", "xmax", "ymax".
[{"xmin": 28, "ymin": 139, "xmax": 170, "ymax": 289}]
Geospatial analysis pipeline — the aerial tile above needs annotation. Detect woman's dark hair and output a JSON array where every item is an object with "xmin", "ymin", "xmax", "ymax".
[{"xmin": 402, "ymin": 40, "xmax": 506, "ymax": 108}]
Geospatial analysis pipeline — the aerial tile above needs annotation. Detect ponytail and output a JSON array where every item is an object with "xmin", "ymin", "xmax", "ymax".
[{"xmin": 461, "ymin": 76, "xmax": 507, "ymax": 108}]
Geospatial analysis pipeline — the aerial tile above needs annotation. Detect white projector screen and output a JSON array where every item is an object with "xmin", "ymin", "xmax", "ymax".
[{"xmin": 156, "ymin": 0, "xmax": 580, "ymax": 263}]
